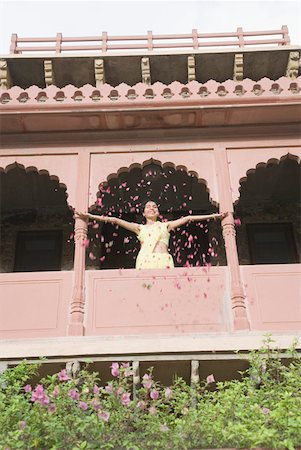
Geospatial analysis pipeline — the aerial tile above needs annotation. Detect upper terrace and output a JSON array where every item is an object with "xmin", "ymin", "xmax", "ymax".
[{"xmin": 1, "ymin": 26, "xmax": 300, "ymax": 91}]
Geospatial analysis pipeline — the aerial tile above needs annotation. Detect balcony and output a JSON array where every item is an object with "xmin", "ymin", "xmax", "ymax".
[{"xmin": 0, "ymin": 263, "xmax": 300, "ymax": 341}]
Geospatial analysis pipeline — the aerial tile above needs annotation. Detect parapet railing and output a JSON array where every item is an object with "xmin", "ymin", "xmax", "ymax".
[{"xmin": 9, "ymin": 26, "xmax": 290, "ymax": 54}]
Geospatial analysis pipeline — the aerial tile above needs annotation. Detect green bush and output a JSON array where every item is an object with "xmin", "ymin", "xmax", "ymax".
[{"xmin": 0, "ymin": 337, "xmax": 300, "ymax": 449}]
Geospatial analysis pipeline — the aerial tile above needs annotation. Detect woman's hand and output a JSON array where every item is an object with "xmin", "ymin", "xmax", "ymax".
[
  {"xmin": 74, "ymin": 211, "xmax": 90, "ymax": 220},
  {"xmin": 213, "ymin": 212, "xmax": 228, "ymax": 220}
]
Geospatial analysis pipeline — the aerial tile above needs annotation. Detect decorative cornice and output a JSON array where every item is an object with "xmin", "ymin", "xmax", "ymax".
[{"xmin": 0, "ymin": 77, "xmax": 300, "ymax": 111}]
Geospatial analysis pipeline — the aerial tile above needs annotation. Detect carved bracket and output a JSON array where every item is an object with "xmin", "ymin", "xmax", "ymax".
[
  {"xmin": 141, "ymin": 57, "xmax": 151, "ymax": 85},
  {"xmin": 44, "ymin": 60, "xmax": 55, "ymax": 87},
  {"xmin": 233, "ymin": 53, "xmax": 243, "ymax": 81},
  {"xmin": 286, "ymin": 51, "xmax": 300, "ymax": 79},
  {"xmin": 187, "ymin": 55, "xmax": 196, "ymax": 82},
  {"xmin": 94, "ymin": 58, "xmax": 105, "ymax": 86},
  {"xmin": 0, "ymin": 59, "xmax": 11, "ymax": 89}
]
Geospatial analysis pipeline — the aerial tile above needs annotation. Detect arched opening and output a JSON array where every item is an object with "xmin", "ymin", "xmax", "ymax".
[
  {"xmin": 0, "ymin": 163, "xmax": 74, "ymax": 272},
  {"xmin": 234, "ymin": 155, "xmax": 301, "ymax": 265},
  {"xmin": 86, "ymin": 160, "xmax": 226, "ymax": 269}
]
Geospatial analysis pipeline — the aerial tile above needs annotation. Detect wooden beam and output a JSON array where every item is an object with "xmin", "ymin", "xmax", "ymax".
[
  {"xmin": 187, "ymin": 55, "xmax": 196, "ymax": 82},
  {"xmin": 233, "ymin": 53, "xmax": 243, "ymax": 81},
  {"xmin": 94, "ymin": 58, "xmax": 105, "ymax": 86},
  {"xmin": 286, "ymin": 51, "xmax": 300, "ymax": 79},
  {"xmin": 141, "ymin": 57, "xmax": 151, "ymax": 84}
]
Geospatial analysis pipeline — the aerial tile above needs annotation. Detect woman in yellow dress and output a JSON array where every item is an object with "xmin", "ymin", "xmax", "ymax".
[{"xmin": 76, "ymin": 201, "xmax": 225, "ymax": 269}]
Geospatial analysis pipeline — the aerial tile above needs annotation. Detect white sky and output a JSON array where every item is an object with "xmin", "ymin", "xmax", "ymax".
[{"xmin": 0, "ymin": 0, "xmax": 300, "ymax": 54}]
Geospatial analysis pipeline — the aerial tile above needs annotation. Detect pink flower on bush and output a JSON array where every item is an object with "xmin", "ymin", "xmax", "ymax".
[
  {"xmin": 150, "ymin": 389, "xmax": 159, "ymax": 400},
  {"xmin": 121, "ymin": 392, "xmax": 131, "ymax": 407},
  {"xmin": 52, "ymin": 386, "xmax": 60, "ymax": 397},
  {"xmin": 93, "ymin": 384, "xmax": 100, "ymax": 395},
  {"xmin": 206, "ymin": 374, "xmax": 215, "ymax": 384},
  {"xmin": 78, "ymin": 401, "xmax": 88, "ymax": 410},
  {"xmin": 116, "ymin": 387, "xmax": 124, "ymax": 396},
  {"xmin": 164, "ymin": 387, "xmax": 172, "ymax": 399},
  {"xmin": 58, "ymin": 369, "xmax": 70, "ymax": 381},
  {"xmin": 234, "ymin": 218, "xmax": 241, "ymax": 227},
  {"xmin": 121, "ymin": 362, "xmax": 133, "ymax": 377},
  {"xmin": 110, "ymin": 362, "xmax": 120, "ymax": 377},
  {"xmin": 142, "ymin": 373, "xmax": 153, "ymax": 390},
  {"xmin": 19, "ymin": 421, "xmax": 26, "ymax": 430},
  {"xmin": 105, "ymin": 382, "xmax": 113, "ymax": 394},
  {"xmin": 262, "ymin": 407, "xmax": 270, "ymax": 414},
  {"xmin": 24, "ymin": 384, "xmax": 31, "ymax": 393},
  {"xmin": 137, "ymin": 400, "xmax": 146, "ymax": 410},
  {"xmin": 149, "ymin": 406, "xmax": 157, "ymax": 415},
  {"xmin": 48, "ymin": 403, "xmax": 56, "ymax": 413},
  {"xmin": 98, "ymin": 410, "xmax": 110, "ymax": 422},
  {"xmin": 31, "ymin": 384, "xmax": 49, "ymax": 406},
  {"xmin": 91, "ymin": 398, "xmax": 101, "ymax": 411},
  {"xmin": 68, "ymin": 389, "xmax": 80, "ymax": 401}
]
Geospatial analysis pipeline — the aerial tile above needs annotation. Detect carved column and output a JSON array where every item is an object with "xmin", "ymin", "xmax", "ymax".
[
  {"xmin": 190, "ymin": 360, "xmax": 200, "ymax": 407},
  {"xmin": 68, "ymin": 218, "xmax": 88, "ymax": 335},
  {"xmin": 68, "ymin": 151, "xmax": 90, "ymax": 336},
  {"xmin": 286, "ymin": 51, "xmax": 300, "ymax": 79},
  {"xmin": 222, "ymin": 214, "xmax": 249, "ymax": 329},
  {"xmin": 214, "ymin": 145, "xmax": 250, "ymax": 330},
  {"xmin": 141, "ymin": 57, "xmax": 151, "ymax": 84},
  {"xmin": 132, "ymin": 360, "xmax": 140, "ymax": 399}
]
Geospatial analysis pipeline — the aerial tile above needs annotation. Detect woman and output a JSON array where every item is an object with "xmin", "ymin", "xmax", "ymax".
[{"xmin": 76, "ymin": 201, "xmax": 225, "ymax": 269}]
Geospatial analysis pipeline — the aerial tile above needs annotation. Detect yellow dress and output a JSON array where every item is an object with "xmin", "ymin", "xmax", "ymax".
[{"xmin": 135, "ymin": 221, "xmax": 174, "ymax": 269}]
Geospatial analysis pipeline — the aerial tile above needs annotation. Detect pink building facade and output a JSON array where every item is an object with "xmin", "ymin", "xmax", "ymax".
[{"xmin": 0, "ymin": 28, "xmax": 300, "ymax": 382}]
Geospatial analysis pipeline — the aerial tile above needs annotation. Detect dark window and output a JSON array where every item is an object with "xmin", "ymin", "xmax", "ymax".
[
  {"xmin": 247, "ymin": 223, "xmax": 298, "ymax": 264},
  {"xmin": 14, "ymin": 230, "xmax": 62, "ymax": 272}
]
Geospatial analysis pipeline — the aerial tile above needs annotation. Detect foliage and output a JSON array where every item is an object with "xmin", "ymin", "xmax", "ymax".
[{"xmin": 0, "ymin": 336, "xmax": 300, "ymax": 449}]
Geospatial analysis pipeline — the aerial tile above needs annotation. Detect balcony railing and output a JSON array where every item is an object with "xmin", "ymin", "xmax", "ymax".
[{"xmin": 9, "ymin": 26, "xmax": 290, "ymax": 54}]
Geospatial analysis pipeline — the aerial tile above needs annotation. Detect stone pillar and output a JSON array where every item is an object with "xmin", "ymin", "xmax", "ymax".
[
  {"xmin": 68, "ymin": 151, "xmax": 90, "ymax": 336},
  {"xmin": 214, "ymin": 145, "xmax": 250, "ymax": 330},
  {"xmin": 222, "ymin": 213, "xmax": 249, "ymax": 330}
]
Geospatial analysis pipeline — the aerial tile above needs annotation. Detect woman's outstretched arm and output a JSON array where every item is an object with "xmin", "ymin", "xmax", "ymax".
[
  {"xmin": 75, "ymin": 211, "xmax": 140, "ymax": 234},
  {"xmin": 167, "ymin": 212, "xmax": 226, "ymax": 231}
]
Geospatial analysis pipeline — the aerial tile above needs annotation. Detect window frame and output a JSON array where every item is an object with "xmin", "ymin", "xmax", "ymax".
[
  {"xmin": 14, "ymin": 229, "xmax": 63, "ymax": 272},
  {"xmin": 246, "ymin": 222, "xmax": 298, "ymax": 265}
]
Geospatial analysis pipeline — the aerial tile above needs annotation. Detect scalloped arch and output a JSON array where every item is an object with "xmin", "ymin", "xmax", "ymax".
[
  {"xmin": 235, "ymin": 153, "xmax": 300, "ymax": 206},
  {"xmin": 0, "ymin": 162, "xmax": 73, "ymax": 208},
  {"xmin": 93, "ymin": 158, "xmax": 218, "ymax": 208}
]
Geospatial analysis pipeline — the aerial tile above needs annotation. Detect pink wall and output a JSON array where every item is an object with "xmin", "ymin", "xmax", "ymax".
[
  {"xmin": 0, "ymin": 272, "xmax": 72, "ymax": 338},
  {"xmin": 85, "ymin": 267, "xmax": 230, "ymax": 335},
  {"xmin": 0, "ymin": 138, "xmax": 300, "ymax": 339}
]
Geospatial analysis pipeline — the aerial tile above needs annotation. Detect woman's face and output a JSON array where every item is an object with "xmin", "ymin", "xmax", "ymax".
[{"xmin": 143, "ymin": 201, "xmax": 159, "ymax": 220}]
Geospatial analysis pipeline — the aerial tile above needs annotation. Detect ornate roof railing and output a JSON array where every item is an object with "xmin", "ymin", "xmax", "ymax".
[{"xmin": 9, "ymin": 26, "xmax": 290, "ymax": 54}]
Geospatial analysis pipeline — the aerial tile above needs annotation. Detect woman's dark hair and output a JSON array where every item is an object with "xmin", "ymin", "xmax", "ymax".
[{"xmin": 140, "ymin": 199, "xmax": 160, "ymax": 213}]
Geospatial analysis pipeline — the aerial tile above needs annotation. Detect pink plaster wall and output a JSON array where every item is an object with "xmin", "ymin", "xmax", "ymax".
[
  {"xmin": 242, "ymin": 264, "xmax": 301, "ymax": 331},
  {"xmin": 0, "ymin": 272, "xmax": 72, "ymax": 338},
  {"xmin": 85, "ymin": 267, "xmax": 230, "ymax": 335}
]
